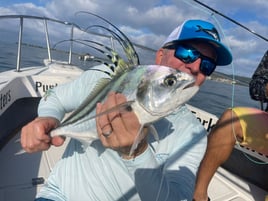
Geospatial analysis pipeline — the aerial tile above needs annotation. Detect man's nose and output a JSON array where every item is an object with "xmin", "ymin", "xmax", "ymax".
[{"xmin": 185, "ymin": 59, "xmax": 201, "ymax": 75}]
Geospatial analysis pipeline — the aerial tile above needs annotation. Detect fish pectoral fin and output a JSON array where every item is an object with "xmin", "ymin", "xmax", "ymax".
[
  {"xmin": 146, "ymin": 124, "xmax": 159, "ymax": 143},
  {"xmin": 129, "ymin": 125, "xmax": 147, "ymax": 156},
  {"xmin": 129, "ymin": 124, "xmax": 158, "ymax": 156},
  {"xmin": 89, "ymin": 100, "xmax": 135, "ymax": 120}
]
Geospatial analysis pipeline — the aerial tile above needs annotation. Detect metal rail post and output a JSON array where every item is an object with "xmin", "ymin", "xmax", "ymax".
[{"xmin": 16, "ymin": 17, "xmax": 23, "ymax": 72}]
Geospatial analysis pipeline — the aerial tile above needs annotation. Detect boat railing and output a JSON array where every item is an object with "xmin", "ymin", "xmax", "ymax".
[
  {"xmin": 0, "ymin": 15, "xmax": 157, "ymax": 72},
  {"xmin": 0, "ymin": 15, "xmax": 83, "ymax": 72}
]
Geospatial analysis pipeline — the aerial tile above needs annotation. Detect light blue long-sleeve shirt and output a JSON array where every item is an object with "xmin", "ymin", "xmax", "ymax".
[{"xmin": 37, "ymin": 66, "xmax": 207, "ymax": 201}]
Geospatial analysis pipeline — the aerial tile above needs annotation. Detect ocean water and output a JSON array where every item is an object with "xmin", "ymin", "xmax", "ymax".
[
  {"xmin": 0, "ymin": 42, "xmax": 260, "ymax": 117},
  {"xmin": 189, "ymin": 80, "xmax": 260, "ymax": 116}
]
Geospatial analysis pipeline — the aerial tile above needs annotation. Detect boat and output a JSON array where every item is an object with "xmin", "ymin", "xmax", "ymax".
[
  {"xmin": 78, "ymin": 53, "xmax": 95, "ymax": 61},
  {"xmin": 0, "ymin": 14, "xmax": 267, "ymax": 201}
]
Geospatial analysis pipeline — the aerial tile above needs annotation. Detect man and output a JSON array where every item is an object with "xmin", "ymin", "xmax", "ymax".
[
  {"xmin": 21, "ymin": 19, "xmax": 232, "ymax": 201},
  {"xmin": 193, "ymin": 50, "xmax": 268, "ymax": 201}
]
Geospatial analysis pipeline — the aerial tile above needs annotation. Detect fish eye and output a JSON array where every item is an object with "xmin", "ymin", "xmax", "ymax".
[{"xmin": 164, "ymin": 75, "xmax": 177, "ymax": 87}]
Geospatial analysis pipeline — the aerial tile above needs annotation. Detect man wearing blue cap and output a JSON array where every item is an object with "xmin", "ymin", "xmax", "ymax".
[{"xmin": 21, "ymin": 19, "xmax": 232, "ymax": 201}]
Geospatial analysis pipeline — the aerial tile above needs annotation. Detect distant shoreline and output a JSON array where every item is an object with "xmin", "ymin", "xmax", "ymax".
[{"xmin": 209, "ymin": 71, "xmax": 250, "ymax": 87}]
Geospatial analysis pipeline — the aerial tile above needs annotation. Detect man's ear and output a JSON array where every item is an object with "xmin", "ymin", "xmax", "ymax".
[{"xmin": 155, "ymin": 48, "xmax": 164, "ymax": 65}]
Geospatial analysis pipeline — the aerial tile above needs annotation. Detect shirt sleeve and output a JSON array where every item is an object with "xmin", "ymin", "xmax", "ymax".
[
  {"xmin": 38, "ymin": 68, "xmax": 108, "ymax": 120},
  {"xmin": 121, "ymin": 106, "xmax": 207, "ymax": 201}
]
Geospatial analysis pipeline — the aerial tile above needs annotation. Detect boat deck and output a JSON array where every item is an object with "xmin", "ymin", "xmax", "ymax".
[{"xmin": 209, "ymin": 167, "xmax": 267, "ymax": 201}]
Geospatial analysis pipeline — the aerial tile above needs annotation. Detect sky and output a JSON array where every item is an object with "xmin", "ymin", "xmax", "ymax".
[{"xmin": 0, "ymin": 0, "xmax": 267, "ymax": 77}]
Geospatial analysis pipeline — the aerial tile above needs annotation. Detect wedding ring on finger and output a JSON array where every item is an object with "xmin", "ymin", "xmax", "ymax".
[{"xmin": 102, "ymin": 129, "xmax": 113, "ymax": 138}]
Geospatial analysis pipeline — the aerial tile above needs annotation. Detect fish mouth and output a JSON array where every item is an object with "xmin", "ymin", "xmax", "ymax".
[{"xmin": 182, "ymin": 81, "xmax": 195, "ymax": 90}]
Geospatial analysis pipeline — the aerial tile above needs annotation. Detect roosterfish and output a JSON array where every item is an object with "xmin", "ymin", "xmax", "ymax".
[
  {"xmin": 48, "ymin": 12, "xmax": 199, "ymax": 156},
  {"xmin": 50, "ymin": 65, "xmax": 198, "ymax": 155}
]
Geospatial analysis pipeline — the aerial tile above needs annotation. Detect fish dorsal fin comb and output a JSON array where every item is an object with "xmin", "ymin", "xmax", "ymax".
[{"xmin": 75, "ymin": 11, "xmax": 140, "ymax": 72}]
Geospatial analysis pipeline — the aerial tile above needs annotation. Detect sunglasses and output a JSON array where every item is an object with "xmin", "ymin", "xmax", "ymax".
[{"xmin": 174, "ymin": 45, "xmax": 216, "ymax": 76}]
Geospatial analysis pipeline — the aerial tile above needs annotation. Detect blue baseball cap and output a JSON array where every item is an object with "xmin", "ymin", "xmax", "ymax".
[{"xmin": 163, "ymin": 19, "xmax": 232, "ymax": 66}]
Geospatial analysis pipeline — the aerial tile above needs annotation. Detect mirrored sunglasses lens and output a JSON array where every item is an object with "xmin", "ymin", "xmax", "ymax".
[
  {"xmin": 175, "ymin": 46, "xmax": 199, "ymax": 63},
  {"xmin": 200, "ymin": 59, "xmax": 216, "ymax": 76}
]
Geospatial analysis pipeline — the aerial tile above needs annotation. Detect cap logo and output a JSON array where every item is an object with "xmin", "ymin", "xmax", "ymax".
[{"xmin": 196, "ymin": 25, "xmax": 220, "ymax": 41}]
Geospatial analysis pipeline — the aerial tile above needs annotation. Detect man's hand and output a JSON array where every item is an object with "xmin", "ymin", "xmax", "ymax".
[
  {"xmin": 21, "ymin": 117, "xmax": 64, "ymax": 153},
  {"xmin": 96, "ymin": 92, "xmax": 148, "ymax": 158}
]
